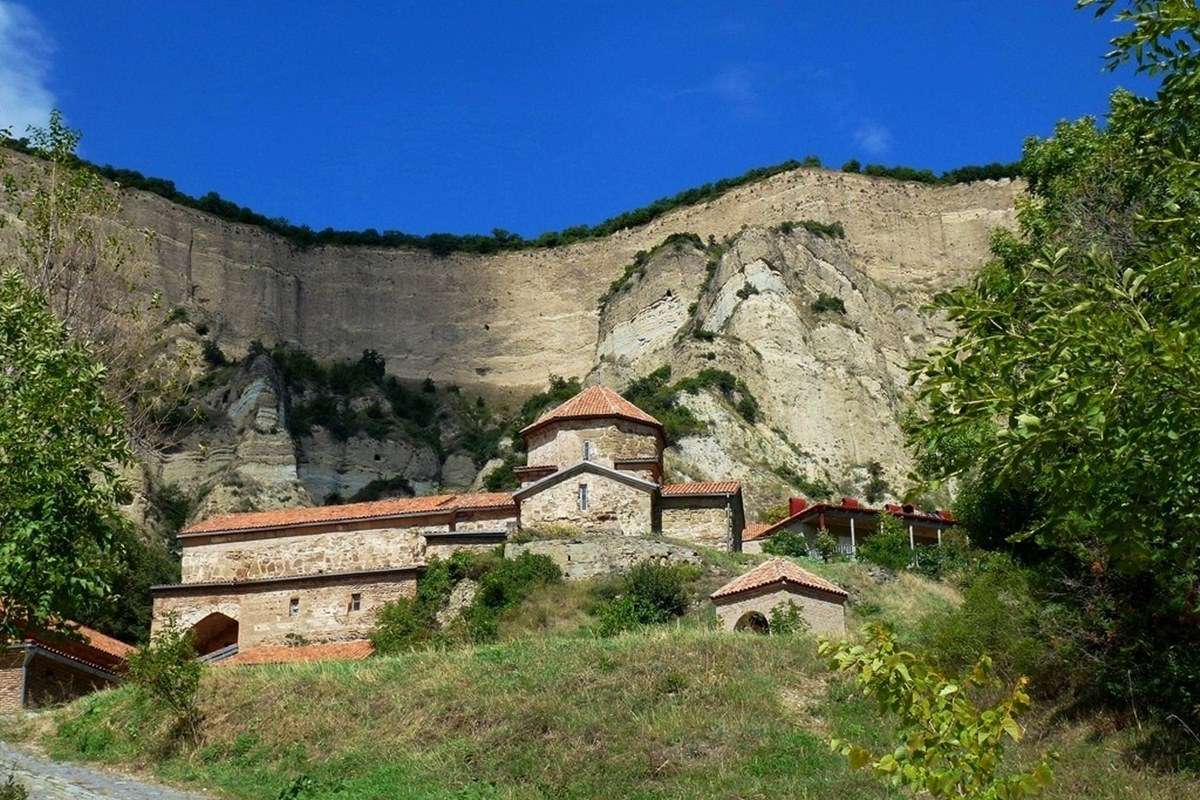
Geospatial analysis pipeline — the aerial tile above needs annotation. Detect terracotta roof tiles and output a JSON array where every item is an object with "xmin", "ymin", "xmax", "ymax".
[
  {"xmin": 742, "ymin": 522, "xmax": 773, "ymax": 541},
  {"xmin": 711, "ymin": 558, "xmax": 848, "ymax": 600},
  {"xmin": 182, "ymin": 492, "xmax": 516, "ymax": 536},
  {"xmin": 220, "ymin": 639, "xmax": 374, "ymax": 666},
  {"xmin": 661, "ymin": 481, "xmax": 741, "ymax": 496},
  {"xmin": 519, "ymin": 385, "xmax": 662, "ymax": 436}
]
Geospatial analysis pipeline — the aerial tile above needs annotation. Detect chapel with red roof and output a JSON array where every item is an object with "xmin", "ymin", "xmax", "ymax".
[{"xmin": 152, "ymin": 384, "xmax": 744, "ymax": 662}]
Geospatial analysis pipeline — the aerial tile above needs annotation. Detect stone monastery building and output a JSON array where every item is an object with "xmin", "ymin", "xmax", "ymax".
[{"xmin": 152, "ymin": 385, "xmax": 746, "ymax": 658}]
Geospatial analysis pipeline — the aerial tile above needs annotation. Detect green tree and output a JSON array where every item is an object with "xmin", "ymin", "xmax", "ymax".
[
  {"xmin": 820, "ymin": 625, "xmax": 1053, "ymax": 799},
  {"xmin": 0, "ymin": 270, "xmax": 132, "ymax": 641},
  {"xmin": 906, "ymin": 0, "xmax": 1200, "ymax": 724}
]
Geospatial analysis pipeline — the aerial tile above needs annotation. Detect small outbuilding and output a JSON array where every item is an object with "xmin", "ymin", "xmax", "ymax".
[
  {"xmin": 711, "ymin": 559, "xmax": 848, "ymax": 636},
  {"xmin": 0, "ymin": 623, "xmax": 133, "ymax": 712}
]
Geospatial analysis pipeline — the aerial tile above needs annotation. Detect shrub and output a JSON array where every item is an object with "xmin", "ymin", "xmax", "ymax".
[
  {"xmin": 811, "ymin": 293, "xmax": 846, "ymax": 314},
  {"xmin": 774, "ymin": 219, "xmax": 846, "ymax": 239},
  {"xmin": 814, "ymin": 530, "xmax": 840, "ymax": 562},
  {"xmin": 841, "ymin": 159, "xmax": 862, "ymax": 173},
  {"xmin": 863, "ymin": 460, "xmax": 889, "ymax": 503},
  {"xmin": 858, "ymin": 514, "xmax": 911, "ymax": 570},
  {"xmin": 125, "ymin": 615, "xmax": 202, "ymax": 731},
  {"xmin": 594, "ymin": 561, "xmax": 692, "ymax": 636},
  {"xmin": 762, "ymin": 529, "xmax": 809, "ymax": 558},
  {"xmin": 462, "ymin": 552, "xmax": 562, "ymax": 642},
  {"xmin": 820, "ymin": 624, "xmax": 1053, "ymax": 799},
  {"xmin": 201, "ymin": 339, "xmax": 228, "ymax": 366},
  {"xmin": 0, "ymin": 774, "xmax": 27, "ymax": 800},
  {"xmin": 735, "ymin": 284, "xmax": 759, "ymax": 300},
  {"xmin": 768, "ymin": 602, "xmax": 809, "ymax": 635}
]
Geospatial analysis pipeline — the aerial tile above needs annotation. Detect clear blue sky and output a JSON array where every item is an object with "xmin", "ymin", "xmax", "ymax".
[{"xmin": 1, "ymin": 1, "xmax": 1153, "ymax": 237}]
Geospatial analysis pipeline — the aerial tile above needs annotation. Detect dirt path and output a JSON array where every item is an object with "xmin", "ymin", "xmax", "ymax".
[{"xmin": 0, "ymin": 740, "xmax": 207, "ymax": 799}]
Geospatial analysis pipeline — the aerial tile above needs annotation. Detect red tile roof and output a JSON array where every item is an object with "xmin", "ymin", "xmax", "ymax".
[
  {"xmin": 182, "ymin": 492, "xmax": 517, "ymax": 536},
  {"xmin": 711, "ymin": 559, "xmax": 848, "ymax": 599},
  {"xmin": 742, "ymin": 522, "xmax": 773, "ymax": 541},
  {"xmin": 747, "ymin": 496, "xmax": 955, "ymax": 542},
  {"xmin": 220, "ymin": 639, "xmax": 374, "ymax": 666},
  {"xmin": 661, "ymin": 481, "xmax": 741, "ymax": 496},
  {"xmin": 24, "ymin": 622, "xmax": 135, "ymax": 674},
  {"xmin": 519, "ymin": 385, "xmax": 662, "ymax": 437}
]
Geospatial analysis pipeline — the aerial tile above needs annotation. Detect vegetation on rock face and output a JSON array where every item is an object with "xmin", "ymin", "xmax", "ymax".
[
  {"xmin": 773, "ymin": 219, "xmax": 847, "ymax": 239},
  {"xmin": 623, "ymin": 365, "xmax": 760, "ymax": 442},
  {"xmin": 907, "ymin": 0, "xmax": 1200, "ymax": 740},
  {"xmin": 599, "ymin": 232, "xmax": 705, "ymax": 307},
  {"xmin": 811, "ymin": 292, "xmax": 847, "ymax": 315}
]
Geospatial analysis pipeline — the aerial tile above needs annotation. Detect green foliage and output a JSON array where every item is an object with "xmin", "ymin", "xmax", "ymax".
[
  {"xmin": 841, "ymin": 159, "xmax": 862, "ymax": 173},
  {"xmin": 201, "ymin": 339, "xmax": 228, "ymax": 367},
  {"xmin": 673, "ymin": 368, "xmax": 760, "ymax": 424},
  {"xmin": 735, "ymin": 284, "xmax": 760, "ymax": 300},
  {"xmin": 483, "ymin": 454, "xmax": 522, "ymax": 491},
  {"xmin": 771, "ymin": 466, "xmax": 834, "ymax": 499},
  {"xmin": 0, "ymin": 774, "xmax": 27, "ymax": 800},
  {"xmin": 762, "ymin": 529, "xmax": 809, "ymax": 558},
  {"xmin": 462, "ymin": 552, "xmax": 562, "ymax": 642},
  {"xmin": 768, "ymin": 602, "xmax": 809, "ymax": 635},
  {"xmin": 623, "ymin": 366, "xmax": 705, "ymax": 442},
  {"xmin": 512, "ymin": 375, "xmax": 583, "ymax": 437},
  {"xmin": 80, "ymin": 529, "xmax": 179, "ymax": 645},
  {"xmin": 599, "ymin": 232, "xmax": 705, "ymax": 307},
  {"xmin": 126, "ymin": 615, "xmax": 202, "ymax": 728},
  {"xmin": 863, "ymin": 461, "xmax": 889, "ymax": 503},
  {"xmin": 811, "ymin": 293, "xmax": 847, "ymax": 314},
  {"xmin": 593, "ymin": 561, "xmax": 692, "ymax": 636},
  {"xmin": 858, "ymin": 514, "xmax": 911, "ymax": 571},
  {"xmin": 0, "ymin": 270, "xmax": 132, "ymax": 641},
  {"xmin": 907, "ymin": 0, "xmax": 1200, "ymax": 729},
  {"xmin": 861, "ymin": 163, "xmax": 939, "ymax": 184},
  {"xmin": 774, "ymin": 219, "xmax": 847, "ymax": 239},
  {"xmin": 820, "ymin": 624, "xmax": 1054, "ymax": 799},
  {"xmin": 814, "ymin": 530, "xmax": 840, "ymax": 562},
  {"xmin": 756, "ymin": 502, "xmax": 789, "ymax": 524}
]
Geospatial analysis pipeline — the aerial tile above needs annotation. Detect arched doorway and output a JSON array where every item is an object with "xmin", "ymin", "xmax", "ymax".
[
  {"xmin": 734, "ymin": 611, "xmax": 770, "ymax": 635},
  {"xmin": 190, "ymin": 612, "xmax": 239, "ymax": 656}
]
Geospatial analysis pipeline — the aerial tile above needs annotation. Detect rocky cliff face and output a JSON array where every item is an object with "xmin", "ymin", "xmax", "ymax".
[{"xmin": 2, "ymin": 153, "xmax": 1021, "ymax": 521}]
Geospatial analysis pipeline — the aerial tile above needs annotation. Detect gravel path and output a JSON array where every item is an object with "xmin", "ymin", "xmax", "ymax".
[{"xmin": 0, "ymin": 740, "xmax": 207, "ymax": 799}]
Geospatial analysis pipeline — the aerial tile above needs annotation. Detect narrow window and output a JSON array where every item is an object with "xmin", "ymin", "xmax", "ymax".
[
  {"xmin": 582, "ymin": 441, "xmax": 594, "ymax": 461},
  {"xmin": 350, "ymin": 593, "xmax": 362, "ymax": 612},
  {"xmin": 578, "ymin": 483, "xmax": 589, "ymax": 511},
  {"xmin": 289, "ymin": 597, "xmax": 300, "ymax": 617}
]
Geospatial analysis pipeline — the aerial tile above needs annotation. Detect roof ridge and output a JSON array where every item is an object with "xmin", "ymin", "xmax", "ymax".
[{"xmin": 519, "ymin": 384, "xmax": 662, "ymax": 437}]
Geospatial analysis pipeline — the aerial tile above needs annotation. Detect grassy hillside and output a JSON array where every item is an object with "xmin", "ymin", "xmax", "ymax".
[{"xmin": 12, "ymin": 625, "xmax": 1197, "ymax": 800}]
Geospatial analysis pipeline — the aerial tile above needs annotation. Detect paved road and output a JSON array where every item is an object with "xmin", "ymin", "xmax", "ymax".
[{"xmin": 0, "ymin": 740, "xmax": 206, "ymax": 799}]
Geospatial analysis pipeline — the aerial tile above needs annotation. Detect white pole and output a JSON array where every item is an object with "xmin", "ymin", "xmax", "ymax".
[
  {"xmin": 937, "ymin": 527, "xmax": 942, "ymax": 546},
  {"xmin": 849, "ymin": 517, "xmax": 857, "ymax": 557},
  {"xmin": 908, "ymin": 524, "xmax": 915, "ymax": 550}
]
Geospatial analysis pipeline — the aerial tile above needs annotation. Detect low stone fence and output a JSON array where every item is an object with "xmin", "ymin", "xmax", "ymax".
[{"xmin": 505, "ymin": 536, "xmax": 702, "ymax": 580}]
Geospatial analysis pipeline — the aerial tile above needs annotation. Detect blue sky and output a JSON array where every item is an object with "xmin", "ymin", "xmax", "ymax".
[{"xmin": 0, "ymin": 1, "xmax": 1153, "ymax": 237}]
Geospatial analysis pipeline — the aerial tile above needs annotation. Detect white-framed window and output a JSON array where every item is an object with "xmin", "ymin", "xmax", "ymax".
[
  {"xmin": 582, "ymin": 441, "xmax": 594, "ymax": 461},
  {"xmin": 289, "ymin": 597, "xmax": 300, "ymax": 617},
  {"xmin": 578, "ymin": 482, "xmax": 589, "ymax": 511},
  {"xmin": 350, "ymin": 593, "xmax": 362, "ymax": 612}
]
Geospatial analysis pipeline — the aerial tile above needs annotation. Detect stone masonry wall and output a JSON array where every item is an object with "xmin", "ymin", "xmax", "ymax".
[
  {"xmin": 506, "ymin": 536, "xmax": 701, "ymax": 580},
  {"xmin": 153, "ymin": 574, "xmax": 417, "ymax": 648},
  {"xmin": 520, "ymin": 473, "xmax": 652, "ymax": 535},
  {"xmin": 714, "ymin": 585, "xmax": 845, "ymax": 636},
  {"xmin": 181, "ymin": 523, "xmax": 436, "ymax": 583},
  {"xmin": 0, "ymin": 651, "xmax": 25, "ymax": 712},
  {"xmin": 525, "ymin": 420, "xmax": 660, "ymax": 471},
  {"xmin": 660, "ymin": 501, "xmax": 732, "ymax": 550}
]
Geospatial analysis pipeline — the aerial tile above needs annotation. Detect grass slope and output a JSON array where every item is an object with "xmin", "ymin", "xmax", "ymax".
[{"xmin": 22, "ymin": 626, "xmax": 1200, "ymax": 800}]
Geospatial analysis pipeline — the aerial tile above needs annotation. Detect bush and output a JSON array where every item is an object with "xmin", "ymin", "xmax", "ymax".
[
  {"xmin": 841, "ymin": 159, "xmax": 862, "ymax": 173},
  {"xmin": 814, "ymin": 530, "xmax": 840, "ymax": 562},
  {"xmin": 201, "ymin": 339, "xmax": 228, "ymax": 367},
  {"xmin": 0, "ymin": 774, "xmax": 27, "ymax": 800},
  {"xmin": 125, "ymin": 615, "xmax": 201, "ymax": 730},
  {"xmin": 463, "ymin": 552, "xmax": 562, "ymax": 642},
  {"xmin": 762, "ymin": 529, "xmax": 809, "ymax": 558},
  {"xmin": 811, "ymin": 293, "xmax": 846, "ymax": 314},
  {"xmin": 594, "ymin": 561, "xmax": 692, "ymax": 636},
  {"xmin": 858, "ymin": 514, "xmax": 911, "ymax": 570},
  {"xmin": 768, "ymin": 602, "xmax": 809, "ymax": 635}
]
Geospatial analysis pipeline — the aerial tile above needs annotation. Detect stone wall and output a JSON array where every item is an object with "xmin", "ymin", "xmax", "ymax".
[
  {"xmin": 0, "ymin": 651, "xmax": 25, "ymax": 713},
  {"xmin": 180, "ymin": 522, "xmax": 435, "ymax": 583},
  {"xmin": 525, "ymin": 420, "xmax": 660, "ymax": 471},
  {"xmin": 506, "ymin": 536, "xmax": 701, "ymax": 580},
  {"xmin": 714, "ymin": 584, "xmax": 845, "ymax": 636},
  {"xmin": 519, "ymin": 473, "xmax": 652, "ymax": 535},
  {"xmin": 660, "ymin": 498, "xmax": 734, "ymax": 550},
  {"xmin": 153, "ymin": 573, "xmax": 418, "ymax": 648}
]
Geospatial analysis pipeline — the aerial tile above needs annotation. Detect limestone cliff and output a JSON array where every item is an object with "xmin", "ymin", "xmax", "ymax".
[{"xmin": 1, "ymin": 152, "xmax": 1020, "ymax": 521}]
